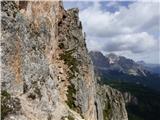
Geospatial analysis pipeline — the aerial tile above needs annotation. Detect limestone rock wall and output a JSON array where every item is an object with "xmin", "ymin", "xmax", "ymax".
[
  {"xmin": 1, "ymin": 1, "xmax": 68, "ymax": 120},
  {"xmin": 1, "ymin": 1, "xmax": 128, "ymax": 120},
  {"xmin": 96, "ymin": 85, "xmax": 128, "ymax": 120},
  {"xmin": 1, "ymin": 1, "xmax": 96, "ymax": 120}
]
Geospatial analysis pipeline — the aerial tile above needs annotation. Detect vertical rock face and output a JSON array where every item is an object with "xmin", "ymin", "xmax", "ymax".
[
  {"xmin": 1, "ymin": 1, "xmax": 67, "ymax": 120},
  {"xmin": 96, "ymin": 85, "xmax": 128, "ymax": 120},
  {"xmin": 1, "ymin": 1, "xmax": 128, "ymax": 120}
]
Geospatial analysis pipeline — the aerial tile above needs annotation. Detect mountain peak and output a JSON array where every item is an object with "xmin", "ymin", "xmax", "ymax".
[
  {"xmin": 137, "ymin": 60, "xmax": 146, "ymax": 65},
  {"xmin": 106, "ymin": 53, "xmax": 119, "ymax": 64},
  {"xmin": 107, "ymin": 53, "xmax": 117, "ymax": 57},
  {"xmin": 90, "ymin": 52, "xmax": 148, "ymax": 77},
  {"xmin": 90, "ymin": 50, "xmax": 103, "ymax": 55},
  {"xmin": 89, "ymin": 51, "xmax": 109, "ymax": 68}
]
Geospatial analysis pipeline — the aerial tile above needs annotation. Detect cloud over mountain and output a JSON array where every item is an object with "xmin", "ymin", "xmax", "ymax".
[
  {"xmin": 80, "ymin": 2, "xmax": 159, "ymax": 37},
  {"xmin": 102, "ymin": 32, "xmax": 156, "ymax": 53},
  {"xmin": 64, "ymin": 1, "xmax": 160, "ymax": 64}
]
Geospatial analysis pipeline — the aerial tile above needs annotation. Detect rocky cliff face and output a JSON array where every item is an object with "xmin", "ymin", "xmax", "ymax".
[
  {"xmin": 123, "ymin": 92, "xmax": 138, "ymax": 105},
  {"xmin": 1, "ymin": 1, "xmax": 128, "ymax": 120},
  {"xmin": 90, "ymin": 51, "xmax": 148, "ymax": 76},
  {"xmin": 96, "ymin": 85, "xmax": 128, "ymax": 120},
  {"xmin": 89, "ymin": 51, "xmax": 109, "ymax": 69}
]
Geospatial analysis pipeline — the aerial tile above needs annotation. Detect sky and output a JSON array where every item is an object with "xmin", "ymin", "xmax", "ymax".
[{"xmin": 64, "ymin": 0, "xmax": 160, "ymax": 64}]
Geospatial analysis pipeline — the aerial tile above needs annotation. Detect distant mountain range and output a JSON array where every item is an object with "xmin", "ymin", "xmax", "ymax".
[
  {"xmin": 137, "ymin": 61, "xmax": 160, "ymax": 75},
  {"xmin": 89, "ymin": 51, "xmax": 160, "ymax": 91}
]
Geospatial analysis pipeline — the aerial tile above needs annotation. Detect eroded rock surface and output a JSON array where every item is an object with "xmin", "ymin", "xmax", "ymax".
[
  {"xmin": 1, "ymin": 1, "xmax": 128, "ymax": 120},
  {"xmin": 97, "ymin": 85, "xmax": 128, "ymax": 120}
]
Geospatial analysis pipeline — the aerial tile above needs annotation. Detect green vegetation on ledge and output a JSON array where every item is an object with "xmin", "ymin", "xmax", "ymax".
[
  {"xmin": 103, "ymin": 102, "xmax": 111, "ymax": 120},
  {"xmin": 1, "ymin": 90, "xmax": 21, "ymax": 120},
  {"xmin": 1, "ymin": 90, "xmax": 12, "ymax": 119},
  {"xmin": 65, "ymin": 80, "xmax": 83, "ymax": 118},
  {"xmin": 66, "ymin": 83, "xmax": 76, "ymax": 109},
  {"xmin": 68, "ymin": 115, "xmax": 75, "ymax": 120},
  {"xmin": 59, "ymin": 41, "xmax": 82, "ymax": 117},
  {"xmin": 59, "ymin": 48, "xmax": 79, "ymax": 74}
]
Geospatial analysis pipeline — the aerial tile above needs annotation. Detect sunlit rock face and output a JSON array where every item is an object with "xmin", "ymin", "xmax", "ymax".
[
  {"xmin": 1, "ymin": 1, "xmax": 128, "ymax": 120},
  {"xmin": 1, "ymin": 1, "xmax": 67, "ymax": 120},
  {"xmin": 96, "ymin": 85, "xmax": 128, "ymax": 120}
]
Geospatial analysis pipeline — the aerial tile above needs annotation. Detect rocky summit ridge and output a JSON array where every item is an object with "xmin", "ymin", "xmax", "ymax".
[
  {"xmin": 90, "ymin": 51, "xmax": 148, "ymax": 76},
  {"xmin": 1, "ymin": 1, "xmax": 128, "ymax": 120}
]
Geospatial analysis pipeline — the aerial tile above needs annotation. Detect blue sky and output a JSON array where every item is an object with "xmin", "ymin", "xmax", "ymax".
[{"xmin": 64, "ymin": 1, "xmax": 160, "ymax": 64}]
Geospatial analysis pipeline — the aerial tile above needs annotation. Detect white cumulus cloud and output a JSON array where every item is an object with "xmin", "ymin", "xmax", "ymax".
[
  {"xmin": 64, "ymin": 1, "xmax": 160, "ymax": 64},
  {"xmin": 102, "ymin": 32, "xmax": 156, "ymax": 53},
  {"xmin": 79, "ymin": 1, "xmax": 159, "ymax": 37},
  {"xmin": 79, "ymin": 1, "xmax": 159, "ymax": 63}
]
